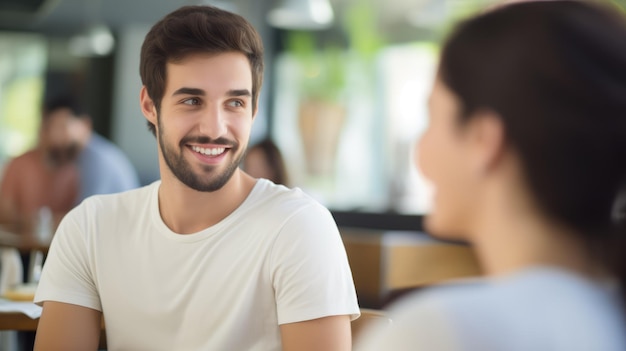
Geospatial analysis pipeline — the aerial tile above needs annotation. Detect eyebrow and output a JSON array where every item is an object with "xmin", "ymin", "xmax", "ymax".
[
  {"xmin": 227, "ymin": 89, "xmax": 251, "ymax": 98},
  {"xmin": 172, "ymin": 87, "xmax": 205, "ymax": 96},
  {"xmin": 171, "ymin": 88, "xmax": 251, "ymax": 98}
]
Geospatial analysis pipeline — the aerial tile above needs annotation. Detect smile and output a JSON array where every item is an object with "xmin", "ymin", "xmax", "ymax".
[{"xmin": 190, "ymin": 145, "xmax": 226, "ymax": 156}]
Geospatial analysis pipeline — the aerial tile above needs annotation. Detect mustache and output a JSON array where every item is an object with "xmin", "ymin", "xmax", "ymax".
[{"xmin": 180, "ymin": 136, "xmax": 237, "ymax": 147}]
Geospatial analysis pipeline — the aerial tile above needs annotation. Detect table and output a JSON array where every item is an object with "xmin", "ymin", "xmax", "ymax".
[
  {"xmin": 0, "ymin": 227, "xmax": 50, "ymax": 252},
  {"xmin": 0, "ymin": 312, "xmax": 38, "ymax": 331},
  {"xmin": 341, "ymin": 228, "xmax": 483, "ymax": 308},
  {"xmin": 0, "ymin": 311, "xmax": 108, "ymax": 348},
  {"xmin": 0, "ymin": 226, "xmax": 51, "ymax": 285}
]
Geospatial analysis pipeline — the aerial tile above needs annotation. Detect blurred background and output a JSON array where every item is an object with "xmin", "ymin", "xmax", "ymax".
[
  {"xmin": 0, "ymin": 0, "xmax": 624, "ymax": 224},
  {"xmin": 2, "ymin": 0, "xmax": 626, "ymax": 315}
]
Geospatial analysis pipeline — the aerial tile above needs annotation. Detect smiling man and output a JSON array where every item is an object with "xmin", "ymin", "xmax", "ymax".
[{"xmin": 33, "ymin": 6, "xmax": 359, "ymax": 351}]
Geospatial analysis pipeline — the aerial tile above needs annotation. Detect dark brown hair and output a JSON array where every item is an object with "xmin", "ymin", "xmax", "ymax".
[
  {"xmin": 244, "ymin": 138, "xmax": 289, "ymax": 185},
  {"xmin": 43, "ymin": 95, "xmax": 88, "ymax": 120},
  {"xmin": 440, "ymin": 0, "xmax": 626, "ymax": 297},
  {"xmin": 140, "ymin": 5, "xmax": 264, "ymax": 135}
]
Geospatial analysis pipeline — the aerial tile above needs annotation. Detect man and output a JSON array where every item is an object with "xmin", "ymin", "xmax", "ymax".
[
  {"xmin": 0, "ymin": 97, "xmax": 81, "ymax": 243},
  {"xmin": 74, "ymin": 117, "xmax": 140, "ymax": 201},
  {"xmin": 0, "ymin": 96, "xmax": 139, "ymax": 241},
  {"xmin": 42, "ymin": 96, "xmax": 140, "ymax": 202},
  {"xmin": 34, "ymin": 5, "xmax": 359, "ymax": 351},
  {"xmin": 0, "ymin": 95, "xmax": 137, "ymax": 351}
]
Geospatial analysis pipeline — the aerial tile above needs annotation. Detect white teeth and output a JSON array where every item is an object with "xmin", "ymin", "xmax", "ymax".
[{"xmin": 191, "ymin": 146, "xmax": 226, "ymax": 156}]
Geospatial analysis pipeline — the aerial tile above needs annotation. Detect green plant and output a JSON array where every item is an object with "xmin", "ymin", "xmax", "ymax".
[
  {"xmin": 284, "ymin": 1, "xmax": 385, "ymax": 104},
  {"xmin": 286, "ymin": 31, "xmax": 345, "ymax": 103}
]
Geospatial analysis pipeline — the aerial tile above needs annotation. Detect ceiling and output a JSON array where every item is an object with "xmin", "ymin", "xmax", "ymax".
[
  {"xmin": 0, "ymin": 0, "xmax": 247, "ymax": 35},
  {"xmin": 0, "ymin": 0, "xmax": 499, "ymax": 39}
]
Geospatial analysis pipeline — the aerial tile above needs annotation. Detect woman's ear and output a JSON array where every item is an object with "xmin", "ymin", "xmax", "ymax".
[
  {"xmin": 140, "ymin": 86, "xmax": 158, "ymax": 125},
  {"xmin": 467, "ymin": 109, "xmax": 506, "ymax": 175}
]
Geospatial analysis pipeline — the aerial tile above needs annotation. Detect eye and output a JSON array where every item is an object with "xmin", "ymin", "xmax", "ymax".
[
  {"xmin": 182, "ymin": 98, "xmax": 200, "ymax": 106},
  {"xmin": 227, "ymin": 99, "xmax": 244, "ymax": 108}
]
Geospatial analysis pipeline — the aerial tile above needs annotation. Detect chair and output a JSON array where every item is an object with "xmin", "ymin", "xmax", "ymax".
[
  {"xmin": 341, "ymin": 229, "xmax": 483, "ymax": 308},
  {"xmin": 352, "ymin": 308, "xmax": 392, "ymax": 343}
]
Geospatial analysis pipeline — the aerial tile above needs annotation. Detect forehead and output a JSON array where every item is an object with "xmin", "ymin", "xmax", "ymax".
[
  {"xmin": 43, "ymin": 108, "xmax": 78, "ymax": 128},
  {"xmin": 164, "ymin": 52, "xmax": 253, "ymax": 94}
]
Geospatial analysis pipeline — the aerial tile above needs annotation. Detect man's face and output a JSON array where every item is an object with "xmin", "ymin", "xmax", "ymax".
[
  {"xmin": 152, "ymin": 52, "xmax": 256, "ymax": 192},
  {"xmin": 40, "ymin": 108, "xmax": 87, "ymax": 168}
]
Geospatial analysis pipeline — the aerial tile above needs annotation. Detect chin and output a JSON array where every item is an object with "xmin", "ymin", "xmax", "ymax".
[{"xmin": 423, "ymin": 213, "xmax": 468, "ymax": 242}]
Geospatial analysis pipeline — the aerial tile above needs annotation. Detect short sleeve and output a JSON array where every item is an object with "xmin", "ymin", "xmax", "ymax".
[
  {"xmin": 270, "ymin": 202, "xmax": 360, "ymax": 324},
  {"xmin": 34, "ymin": 205, "xmax": 101, "ymax": 311}
]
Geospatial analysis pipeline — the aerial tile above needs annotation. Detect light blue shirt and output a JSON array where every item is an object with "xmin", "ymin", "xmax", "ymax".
[
  {"xmin": 357, "ymin": 267, "xmax": 626, "ymax": 351},
  {"xmin": 77, "ymin": 133, "xmax": 139, "ymax": 201}
]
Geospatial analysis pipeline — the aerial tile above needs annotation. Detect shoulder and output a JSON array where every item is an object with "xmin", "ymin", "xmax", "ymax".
[
  {"xmin": 355, "ymin": 286, "xmax": 468, "ymax": 351},
  {"xmin": 3, "ymin": 150, "xmax": 39, "ymax": 172},
  {"xmin": 388, "ymin": 268, "xmax": 619, "ymax": 325},
  {"xmin": 85, "ymin": 134, "xmax": 121, "ymax": 153},
  {"xmin": 246, "ymin": 181, "xmax": 340, "ymax": 249},
  {"xmin": 71, "ymin": 182, "xmax": 155, "ymax": 220},
  {"xmin": 80, "ymin": 134, "xmax": 134, "ymax": 173},
  {"xmin": 1, "ymin": 151, "xmax": 41, "ymax": 188},
  {"xmin": 249, "ymin": 179, "xmax": 331, "ymax": 219},
  {"xmin": 81, "ymin": 135, "xmax": 134, "ymax": 166},
  {"xmin": 372, "ymin": 268, "xmax": 626, "ymax": 351},
  {"xmin": 356, "ymin": 279, "xmax": 508, "ymax": 351}
]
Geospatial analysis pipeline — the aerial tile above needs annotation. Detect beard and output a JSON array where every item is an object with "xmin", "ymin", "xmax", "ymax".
[
  {"xmin": 157, "ymin": 113, "xmax": 244, "ymax": 192},
  {"xmin": 45, "ymin": 143, "xmax": 80, "ymax": 168}
]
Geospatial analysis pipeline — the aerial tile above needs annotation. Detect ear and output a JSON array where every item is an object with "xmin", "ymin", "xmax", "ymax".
[
  {"xmin": 76, "ymin": 116, "xmax": 93, "ymax": 146},
  {"xmin": 466, "ymin": 109, "xmax": 506, "ymax": 175},
  {"xmin": 83, "ymin": 115, "xmax": 93, "ymax": 128},
  {"xmin": 79, "ymin": 115, "xmax": 93, "ymax": 131},
  {"xmin": 140, "ymin": 86, "xmax": 158, "ymax": 125}
]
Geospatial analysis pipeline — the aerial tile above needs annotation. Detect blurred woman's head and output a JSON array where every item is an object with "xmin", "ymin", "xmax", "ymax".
[
  {"xmin": 243, "ymin": 138, "xmax": 289, "ymax": 185},
  {"xmin": 418, "ymin": 1, "xmax": 626, "ymax": 244}
]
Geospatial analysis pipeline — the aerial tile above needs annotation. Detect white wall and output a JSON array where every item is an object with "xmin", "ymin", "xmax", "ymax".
[{"xmin": 110, "ymin": 25, "xmax": 159, "ymax": 186}]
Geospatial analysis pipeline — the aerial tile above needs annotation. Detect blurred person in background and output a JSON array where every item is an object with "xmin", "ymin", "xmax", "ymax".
[
  {"xmin": 0, "ymin": 95, "xmax": 139, "ymax": 276},
  {"xmin": 0, "ymin": 94, "xmax": 136, "ymax": 351},
  {"xmin": 0, "ymin": 96, "xmax": 85, "ymax": 351},
  {"xmin": 242, "ymin": 138, "xmax": 290, "ymax": 186},
  {"xmin": 0, "ymin": 97, "xmax": 81, "ymax": 241},
  {"xmin": 0, "ymin": 95, "xmax": 139, "ymax": 234},
  {"xmin": 356, "ymin": 1, "xmax": 626, "ymax": 350},
  {"xmin": 65, "ymin": 96, "xmax": 140, "ymax": 201},
  {"xmin": 33, "ymin": 5, "xmax": 358, "ymax": 351}
]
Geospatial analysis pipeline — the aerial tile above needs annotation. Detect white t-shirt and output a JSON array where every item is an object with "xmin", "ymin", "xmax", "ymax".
[
  {"xmin": 356, "ymin": 268, "xmax": 626, "ymax": 351},
  {"xmin": 35, "ymin": 179, "xmax": 360, "ymax": 350}
]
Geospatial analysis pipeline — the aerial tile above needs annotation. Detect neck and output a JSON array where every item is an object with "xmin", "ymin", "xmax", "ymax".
[
  {"xmin": 158, "ymin": 168, "xmax": 256, "ymax": 234},
  {"xmin": 469, "ymin": 180, "xmax": 599, "ymax": 279}
]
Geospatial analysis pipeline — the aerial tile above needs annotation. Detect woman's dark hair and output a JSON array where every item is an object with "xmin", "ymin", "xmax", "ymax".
[
  {"xmin": 440, "ymin": 0, "xmax": 626, "ymax": 296},
  {"xmin": 140, "ymin": 5, "xmax": 264, "ymax": 135},
  {"xmin": 245, "ymin": 138, "xmax": 289, "ymax": 185}
]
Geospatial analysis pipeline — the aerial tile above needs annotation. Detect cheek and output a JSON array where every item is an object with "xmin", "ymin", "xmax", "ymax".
[
  {"xmin": 232, "ymin": 116, "xmax": 252, "ymax": 143},
  {"xmin": 415, "ymin": 127, "xmax": 439, "ymax": 183},
  {"xmin": 159, "ymin": 110, "xmax": 194, "ymax": 137},
  {"xmin": 416, "ymin": 128, "xmax": 471, "ymax": 238}
]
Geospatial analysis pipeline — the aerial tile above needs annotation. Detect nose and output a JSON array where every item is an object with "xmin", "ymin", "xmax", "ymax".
[{"xmin": 198, "ymin": 104, "xmax": 227, "ymax": 139}]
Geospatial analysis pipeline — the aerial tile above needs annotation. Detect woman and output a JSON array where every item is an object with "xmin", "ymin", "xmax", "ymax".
[
  {"xmin": 357, "ymin": 1, "xmax": 626, "ymax": 350},
  {"xmin": 242, "ymin": 138, "xmax": 290, "ymax": 185}
]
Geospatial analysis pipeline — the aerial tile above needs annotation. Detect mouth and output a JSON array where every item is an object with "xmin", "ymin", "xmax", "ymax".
[{"xmin": 189, "ymin": 145, "xmax": 227, "ymax": 157}]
